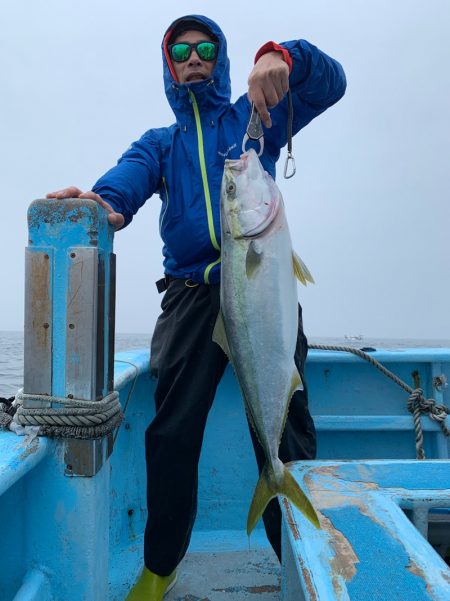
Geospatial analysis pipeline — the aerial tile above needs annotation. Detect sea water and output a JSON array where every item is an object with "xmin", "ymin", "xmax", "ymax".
[
  {"xmin": 1, "ymin": 330, "xmax": 449, "ymax": 398},
  {"xmin": 0, "ymin": 331, "xmax": 151, "ymax": 398}
]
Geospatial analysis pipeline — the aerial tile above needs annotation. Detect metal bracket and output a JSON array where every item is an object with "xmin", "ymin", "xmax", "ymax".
[{"xmin": 64, "ymin": 434, "xmax": 114, "ymax": 477}]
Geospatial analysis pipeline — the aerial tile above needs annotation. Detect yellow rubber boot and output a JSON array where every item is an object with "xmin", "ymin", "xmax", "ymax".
[{"xmin": 126, "ymin": 567, "xmax": 177, "ymax": 601}]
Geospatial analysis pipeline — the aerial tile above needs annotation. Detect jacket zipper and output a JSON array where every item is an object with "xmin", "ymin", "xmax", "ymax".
[
  {"xmin": 159, "ymin": 176, "xmax": 170, "ymax": 230},
  {"xmin": 189, "ymin": 89, "xmax": 221, "ymax": 284}
]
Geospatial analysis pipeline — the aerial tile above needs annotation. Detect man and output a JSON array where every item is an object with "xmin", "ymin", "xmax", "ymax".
[{"xmin": 48, "ymin": 15, "xmax": 346, "ymax": 600}]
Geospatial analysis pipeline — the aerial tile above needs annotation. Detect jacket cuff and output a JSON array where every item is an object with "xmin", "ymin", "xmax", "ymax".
[{"xmin": 254, "ymin": 41, "xmax": 293, "ymax": 72}]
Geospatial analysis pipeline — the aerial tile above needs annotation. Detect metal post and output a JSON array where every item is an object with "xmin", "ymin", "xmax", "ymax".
[
  {"xmin": 22, "ymin": 198, "xmax": 116, "ymax": 600},
  {"xmin": 24, "ymin": 197, "xmax": 116, "ymax": 475},
  {"xmin": 410, "ymin": 506, "xmax": 429, "ymax": 540}
]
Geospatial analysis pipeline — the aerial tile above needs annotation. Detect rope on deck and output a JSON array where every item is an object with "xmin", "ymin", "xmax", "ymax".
[
  {"xmin": 0, "ymin": 397, "xmax": 16, "ymax": 429},
  {"xmin": 0, "ymin": 391, "xmax": 123, "ymax": 439},
  {"xmin": 308, "ymin": 344, "xmax": 450, "ymax": 460}
]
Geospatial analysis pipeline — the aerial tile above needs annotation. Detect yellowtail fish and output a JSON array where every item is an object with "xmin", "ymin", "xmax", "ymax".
[{"xmin": 213, "ymin": 148, "xmax": 319, "ymax": 534}]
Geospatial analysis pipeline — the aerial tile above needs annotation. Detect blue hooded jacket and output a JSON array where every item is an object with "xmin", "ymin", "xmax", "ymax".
[{"xmin": 92, "ymin": 15, "xmax": 346, "ymax": 285}]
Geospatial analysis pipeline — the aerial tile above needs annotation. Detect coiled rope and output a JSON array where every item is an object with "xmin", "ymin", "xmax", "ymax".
[
  {"xmin": 309, "ymin": 344, "xmax": 450, "ymax": 459},
  {"xmin": 0, "ymin": 390, "xmax": 122, "ymax": 439}
]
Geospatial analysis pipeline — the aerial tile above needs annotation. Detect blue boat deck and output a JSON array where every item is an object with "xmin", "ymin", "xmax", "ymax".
[
  {"xmin": 1, "ymin": 347, "xmax": 450, "ymax": 600},
  {"xmin": 281, "ymin": 460, "xmax": 450, "ymax": 600},
  {"xmin": 165, "ymin": 548, "xmax": 280, "ymax": 601}
]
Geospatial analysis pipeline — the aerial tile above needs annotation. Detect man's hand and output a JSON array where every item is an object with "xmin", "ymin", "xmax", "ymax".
[
  {"xmin": 46, "ymin": 186, "xmax": 125, "ymax": 229},
  {"xmin": 247, "ymin": 51, "xmax": 290, "ymax": 128}
]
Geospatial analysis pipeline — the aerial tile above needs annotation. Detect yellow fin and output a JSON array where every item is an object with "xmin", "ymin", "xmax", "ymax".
[
  {"xmin": 247, "ymin": 462, "xmax": 320, "ymax": 535},
  {"xmin": 247, "ymin": 465, "xmax": 275, "ymax": 536},
  {"xmin": 281, "ymin": 466, "xmax": 321, "ymax": 529},
  {"xmin": 293, "ymin": 251, "xmax": 315, "ymax": 286},
  {"xmin": 290, "ymin": 367, "xmax": 303, "ymax": 395},
  {"xmin": 212, "ymin": 309, "xmax": 231, "ymax": 359}
]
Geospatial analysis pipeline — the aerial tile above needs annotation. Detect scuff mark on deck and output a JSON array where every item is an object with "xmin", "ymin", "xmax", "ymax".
[
  {"xmin": 211, "ymin": 584, "xmax": 280, "ymax": 594},
  {"xmin": 282, "ymin": 498, "xmax": 301, "ymax": 539},
  {"xmin": 18, "ymin": 434, "xmax": 40, "ymax": 460},
  {"xmin": 175, "ymin": 595, "xmax": 210, "ymax": 601},
  {"xmin": 296, "ymin": 552, "xmax": 318, "ymax": 600},
  {"xmin": 407, "ymin": 557, "xmax": 450, "ymax": 593},
  {"xmin": 320, "ymin": 514, "xmax": 359, "ymax": 596},
  {"xmin": 281, "ymin": 499, "xmax": 319, "ymax": 599}
]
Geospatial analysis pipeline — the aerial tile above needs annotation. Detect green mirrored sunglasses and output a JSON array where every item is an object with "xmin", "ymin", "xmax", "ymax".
[{"xmin": 169, "ymin": 41, "xmax": 218, "ymax": 63}]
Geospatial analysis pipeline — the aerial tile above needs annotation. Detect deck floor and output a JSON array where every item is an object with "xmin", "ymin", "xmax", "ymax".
[{"xmin": 166, "ymin": 548, "xmax": 281, "ymax": 601}]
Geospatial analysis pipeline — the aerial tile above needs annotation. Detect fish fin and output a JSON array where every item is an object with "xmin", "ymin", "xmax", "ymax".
[
  {"xmin": 212, "ymin": 310, "xmax": 232, "ymax": 359},
  {"xmin": 279, "ymin": 368, "xmax": 304, "ymax": 445},
  {"xmin": 280, "ymin": 465, "xmax": 321, "ymax": 529},
  {"xmin": 247, "ymin": 464, "xmax": 276, "ymax": 535},
  {"xmin": 280, "ymin": 368, "xmax": 304, "ymax": 441},
  {"xmin": 247, "ymin": 462, "xmax": 320, "ymax": 535},
  {"xmin": 246, "ymin": 240, "xmax": 263, "ymax": 279},
  {"xmin": 290, "ymin": 367, "xmax": 303, "ymax": 395},
  {"xmin": 292, "ymin": 251, "xmax": 315, "ymax": 286}
]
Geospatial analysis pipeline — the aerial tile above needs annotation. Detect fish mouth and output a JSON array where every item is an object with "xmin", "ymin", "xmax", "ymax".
[{"xmin": 224, "ymin": 154, "xmax": 248, "ymax": 171}]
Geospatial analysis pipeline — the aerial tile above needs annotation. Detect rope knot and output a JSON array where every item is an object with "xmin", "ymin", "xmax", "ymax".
[
  {"xmin": 407, "ymin": 388, "xmax": 423, "ymax": 411},
  {"xmin": 407, "ymin": 388, "xmax": 450, "ymax": 427},
  {"xmin": 407, "ymin": 388, "xmax": 450, "ymax": 458}
]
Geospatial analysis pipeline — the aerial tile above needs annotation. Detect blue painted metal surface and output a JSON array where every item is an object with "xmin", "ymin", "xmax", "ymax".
[
  {"xmin": 26, "ymin": 198, "xmax": 114, "ymax": 400},
  {"xmin": 307, "ymin": 348, "xmax": 450, "ymax": 460},
  {"xmin": 1, "ymin": 348, "xmax": 449, "ymax": 599},
  {"xmin": 0, "ymin": 198, "xmax": 117, "ymax": 600},
  {"xmin": 280, "ymin": 460, "xmax": 450, "ymax": 600},
  {"xmin": 0, "ymin": 433, "xmax": 49, "ymax": 497}
]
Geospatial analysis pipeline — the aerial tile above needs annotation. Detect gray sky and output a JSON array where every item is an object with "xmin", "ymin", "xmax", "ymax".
[{"xmin": 1, "ymin": 0, "xmax": 449, "ymax": 340}]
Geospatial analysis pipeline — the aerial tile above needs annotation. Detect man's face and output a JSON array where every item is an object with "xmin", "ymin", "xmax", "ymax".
[{"xmin": 171, "ymin": 30, "xmax": 217, "ymax": 83}]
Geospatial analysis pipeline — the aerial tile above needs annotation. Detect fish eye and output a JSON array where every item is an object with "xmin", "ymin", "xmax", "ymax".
[{"xmin": 226, "ymin": 182, "xmax": 236, "ymax": 194}]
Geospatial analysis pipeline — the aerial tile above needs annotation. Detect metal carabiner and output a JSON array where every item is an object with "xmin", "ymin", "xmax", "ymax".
[
  {"xmin": 242, "ymin": 103, "xmax": 264, "ymax": 156},
  {"xmin": 284, "ymin": 151, "xmax": 296, "ymax": 179}
]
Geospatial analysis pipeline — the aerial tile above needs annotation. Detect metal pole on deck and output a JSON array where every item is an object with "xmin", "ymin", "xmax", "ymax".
[
  {"xmin": 24, "ymin": 197, "xmax": 116, "ymax": 474},
  {"xmin": 22, "ymin": 197, "xmax": 116, "ymax": 600}
]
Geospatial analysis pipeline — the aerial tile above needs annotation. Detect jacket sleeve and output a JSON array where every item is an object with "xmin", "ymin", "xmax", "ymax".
[
  {"xmin": 260, "ymin": 39, "xmax": 347, "ymax": 154},
  {"xmin": 92, "ymin": 130, "xmax": 162, "ymax": 228}
]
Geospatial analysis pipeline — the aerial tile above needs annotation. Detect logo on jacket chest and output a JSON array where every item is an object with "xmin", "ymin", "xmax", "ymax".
[{"xmin": 218, "ymin": 143, "xmax": 237, "ymax": 158}]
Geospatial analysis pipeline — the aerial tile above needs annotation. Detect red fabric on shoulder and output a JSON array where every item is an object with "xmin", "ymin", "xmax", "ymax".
[{"xmin": 254, "ymin": 41, "xmax": 293, "ymax": 72}]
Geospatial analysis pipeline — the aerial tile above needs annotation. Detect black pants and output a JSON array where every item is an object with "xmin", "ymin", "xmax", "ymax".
[{"xmin": 145, "ymin": 279, "xmax": 316, "ymax": 576}]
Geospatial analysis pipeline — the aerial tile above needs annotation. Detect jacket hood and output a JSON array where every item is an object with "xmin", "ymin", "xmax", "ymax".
[{"xmin": 162, "ymin": 15, "xmax": 231, "ymax": 117}]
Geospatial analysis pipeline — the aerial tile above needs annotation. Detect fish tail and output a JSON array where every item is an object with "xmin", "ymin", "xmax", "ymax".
[
  {"xmin": 280, "ymin": 464, "xmax": 321, "ymax": 529},
  {"xmin": 246, "ymin": 462, "xmax": 320, "ymax": 535}
]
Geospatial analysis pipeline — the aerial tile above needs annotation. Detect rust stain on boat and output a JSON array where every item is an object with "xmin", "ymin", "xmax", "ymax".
[
  {"xmin": 406, "ymin": 560, "xmax": 428, "ymax": 585},
  {"xmin": 296, "ymin": 552, "xmax": 318, "ymax": 600},
  {"xmin": 281, "ymin": 499, "xmax": 318, "ymax": 599},
  {"xmin": 320, "ymin": 513, "xmax": 359, "ymax": 596},
  {"xmin": 305, "ymin": 467, "xmax": 382, "ymax": 529},
  {"xmin": 282, "ymin": 497, "xmax": 301, "ymax": 539},
  {"xmin": 407, "ymin": 558, "xmax": 450, "ymax": 591},
  {"xmin": 297, "ymin": 467, "xmax": 361, "ymax": 595}
]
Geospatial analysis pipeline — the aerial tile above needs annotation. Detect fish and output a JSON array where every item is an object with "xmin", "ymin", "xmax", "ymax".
[{"xmin": 213, "ymin": 148, "xmax": 319, "ymax": 534}]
